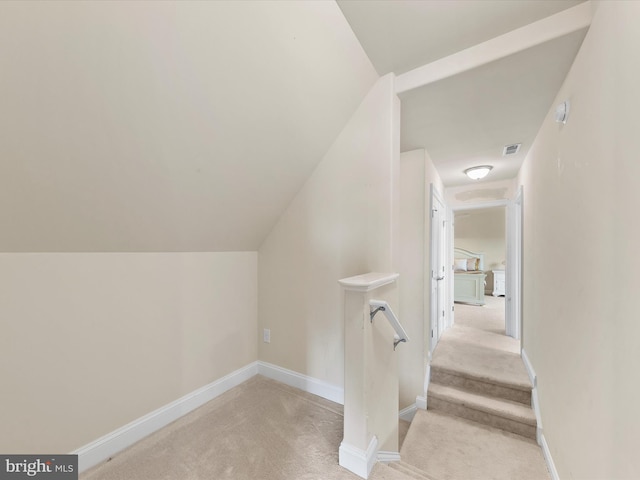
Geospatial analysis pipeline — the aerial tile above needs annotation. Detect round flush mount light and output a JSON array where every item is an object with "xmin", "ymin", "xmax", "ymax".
[{"xmin": 464, "ymin": 165, "xmax": 493, "ymax": 180}]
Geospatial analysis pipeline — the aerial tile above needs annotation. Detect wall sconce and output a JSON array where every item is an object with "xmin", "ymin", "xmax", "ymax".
[{"xmin": 464, "ymin": 165, "xmax": 493, "ymax": 180}]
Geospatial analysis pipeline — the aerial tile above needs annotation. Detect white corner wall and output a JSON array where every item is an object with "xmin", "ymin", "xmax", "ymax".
[
  {"xmin": 518, "ymin": 1, "xmax": 640, "ymax": 477},
  {"xmin": 0, "ymin": 252, "xmax": 257, "ymax": 454},
  {"xmin": 398, "ymin": 150, "xmax": 425, "ymax": 408},
  {"xmin": 258, "ymin": 74, "xmax": 399, "ymax": 389},
  {"xmin": 398, "ymin": 149, "xmax": 444, "ymax": 408}
]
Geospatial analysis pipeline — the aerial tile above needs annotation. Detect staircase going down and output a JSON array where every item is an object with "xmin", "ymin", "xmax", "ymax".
[{"xmin": 369, "ymin": 297, "xmax": 551, "ymax": 480}]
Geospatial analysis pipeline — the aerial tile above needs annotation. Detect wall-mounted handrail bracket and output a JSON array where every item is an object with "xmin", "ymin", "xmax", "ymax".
[
  {"xmin": 370, "ymin": 305, "xmax": 386, "ymax": 322},
  {"xmin": 369, "ymin": 299, "xmax": 409, "ymax": 350},
  {"xmin": 393, "ymin": 335, "xmax": 406, "ymax": 351}
]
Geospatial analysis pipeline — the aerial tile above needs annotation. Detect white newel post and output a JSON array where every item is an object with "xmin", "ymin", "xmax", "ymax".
[{"xmin": 338, "ymin": 273, "xmax": 401, "ymax": 479}]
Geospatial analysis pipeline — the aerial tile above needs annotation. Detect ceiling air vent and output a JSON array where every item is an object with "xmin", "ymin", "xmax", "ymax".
[{"xmin": 503, "ymin": 143, "xmax": 521, "ymax": 156}]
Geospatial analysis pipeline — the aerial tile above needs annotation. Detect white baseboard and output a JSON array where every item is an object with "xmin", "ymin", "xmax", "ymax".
[
  {"xmin": 425, "ymin": 361, "xmax": 431, "ymax": 391},
  {"xmin": 399, "ymin": 404, "xmax": 417, "ymax": 422},
  {"xmin": 415, "ymin": 362, "xmax": 430, "ymax": 411},
  {"xmin": 257, "ymin": 361, "xmax": 344, "ymax": 405},
  {"xmin": 521, "ymin": 348, "xmax": 537, "ymax": 387},
  {"xmin": 521, "ymin": 349, "xmax": 554, "ymax": 477},
  {"xmin": 377, "ymin": 451, "xmax": 401, "ymax": 463},
  {"xmin": 540, "ymin": 433, "xmax": 559, "ymax": 480},
  {"xmin": 532, "ymin": 387, "xmax": 543, "ymax": 432},
  {"xmin": 339, "ymin": 436, "xmax": 378, "ymax": 479},
  {"xmin": 73, "ymin": 362, "xmax": 258, "ymax": 473},
  {"xmin": 521, "ymin": 349, "xmax": 542, "ymax": 431}
]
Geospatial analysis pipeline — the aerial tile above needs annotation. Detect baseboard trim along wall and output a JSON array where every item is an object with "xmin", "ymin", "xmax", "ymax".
[
  {"xmin": 399, "ymin": 404, "xmax": 418, "ymax": 422},
  {"xmin": 73, "ymin": 362, "xmax": 259, "ymax": 473},
  {"xmin": 521, "ymin": 348, "xmax": 537, "ymax": 388},
  {"xmin": 339, "ymin": 436, "xmax": 378, "ymax": 479},
  {"xmin": 521, "ymin": 349, "xmax": 542, "ymax": 430},
  {"xmin": 257, "ymin": 360, "xmax": 345, "ymax": 405},
  {"xmin": 540, "ymin": 433, "xmax": 560, "ymax": 480},
  {"xmin": 74, "ymin": 360, "xmax": 414, "ymax": 475},
  {"xmin": 520, "ymin": 349, "xmax": 558, "ymax": 480},
  {"xmin": 377, "ymin": 451, "xmax": 401, "ymax": 463},
  {"xmin": 415, "ymin": 361, "xmax": 430, "ymax": 411}
]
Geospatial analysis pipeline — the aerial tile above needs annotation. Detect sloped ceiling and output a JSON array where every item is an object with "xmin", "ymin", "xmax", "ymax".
[
  {"xmin": 338, "ymin": 0, "xmax": 588, "ymax": 186},
  {"xmin": 337, "ymin": 0, "xmax": 585, "ymax": 76},
  {"xmin": 399, "ymin": 28, "xmax": 587, "ymax": 186},
  {"xmin": 0, "ymin": 1, "xmax": 378, "ymax": 251}
]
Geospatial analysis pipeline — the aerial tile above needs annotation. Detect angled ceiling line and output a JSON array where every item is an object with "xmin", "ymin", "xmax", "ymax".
[{"xmin": 394, "ymin": 1, "xmax": 592, "ymax": 94}]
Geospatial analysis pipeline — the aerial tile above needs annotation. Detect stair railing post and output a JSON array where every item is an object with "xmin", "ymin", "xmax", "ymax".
[{"xmin": 338, "ymin": 273, "xmax": 401, "ymax": 479}]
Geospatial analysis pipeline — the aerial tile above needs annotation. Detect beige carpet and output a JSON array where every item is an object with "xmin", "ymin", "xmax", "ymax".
[
  {"xmin": 81, "ymin": 372, "xmax": 547, "ymax": 480},
  {"xmin": 433, "ymin": 296, "xmax": 530, "ymax": 388},
  {"xmin": 454, "ymin": 295, "xmax": 509, "ymax": 337},
  {"xmin": 81, "ymin": 376, "xmax": 360, "ymax": 480},
  {"xmin": 400, "ymin": 410, "xmax": 550, "ymax": 480},
  {"xmin": 81, "ymin": 302, "xmax": 541, "ymax": 480}
]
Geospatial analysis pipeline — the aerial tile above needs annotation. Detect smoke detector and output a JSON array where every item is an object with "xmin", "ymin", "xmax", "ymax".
[{"xmin": 502, "ymin": 143, "xmax": 521, "ymax": 156}]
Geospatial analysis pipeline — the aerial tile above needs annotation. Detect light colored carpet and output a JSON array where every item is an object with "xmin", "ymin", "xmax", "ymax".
[
  {"xmin": 398, "ymin": 419, "xmax": 410, "ymax": 449},
  {"xmin": 371, "ymin": 463, "xmax": 416, "ymax": 480},
  {"xmin": 454, "ymin": 295, "xmax": 509, "ymax": 337},
  {"xmin": 400, "ymin": 410, "xmax": 550, "ymax": 480},
  {"xmin": 433, "ymin": 297, "xmax": 530, "ymax": 389},
  {"xmin": 81, "ymin": 299, "xmax": 541, "ymax": 480},
  {"xmin": 81, "ymin": 376, "xmax": 361, "ymax": 480}
]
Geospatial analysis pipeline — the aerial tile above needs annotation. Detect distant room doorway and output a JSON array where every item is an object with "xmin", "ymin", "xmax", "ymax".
[{"xmin": 453, "ymin": 206, "xmax": 507, "ymax": 336}]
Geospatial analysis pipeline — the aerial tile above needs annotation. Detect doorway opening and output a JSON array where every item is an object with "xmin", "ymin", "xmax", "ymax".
[
  {"xmin": 428, "ymin": 192, "xmax": 523, "ymax": 356},
  {"xmin": 453, "ymin": 206, "xmax": 507, "ymax": 337}
]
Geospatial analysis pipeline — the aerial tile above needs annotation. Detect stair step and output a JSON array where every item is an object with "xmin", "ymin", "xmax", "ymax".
[
  {"xmin": 431, "ymin": 365, "xmax": 531, "ymax": 405},
  {"xmin": 428, "ymin": 383, "xmax": 537, "ymax": 439},
  {"xmin": 387, "ymin": 461, "xmax": 434, "ymax": 480},
  {"xmin": 399, "ymin": 410, "xmax": 550, "ymax": 480}
]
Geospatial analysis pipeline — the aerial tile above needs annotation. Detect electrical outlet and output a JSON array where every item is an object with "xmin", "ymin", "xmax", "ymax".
[{"xmin": 263, "ymin": 328, "xmax": 271, "ymax": 343}]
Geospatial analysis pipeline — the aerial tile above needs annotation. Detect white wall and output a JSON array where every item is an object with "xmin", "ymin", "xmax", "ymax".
[
  {"xmin": 0, "ymin": 252, "xmax": 257, "ymax": 454},
  {"xmin": 398, "ymin": 149, "xmax": 444, "ymax": 407},
  {"xmin": 398, "ymin": 150, "xmax": 425, "ymax": 408},
  {"xmin": 454, "ymin": 207, "xmax": 506, "ymax": 274},
  {"xmin": 0, "ymin": 1, "xmax": 377, "ymax": 252},
  {"xmin": 445, "ymin": 179, "xmax": 516, "ymax": 208},
  {"xmin": 258, "ymin": 74, "xmax": 399, "ymax": 389},
  {"xmin": 518, "ymin": 1, "xmax": 640, "ymax": 477}
]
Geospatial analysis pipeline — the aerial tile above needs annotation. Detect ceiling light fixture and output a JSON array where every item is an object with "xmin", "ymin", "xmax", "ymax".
[{"xmin": 464, "ymin": 165, "xmax": 493, "ymax": 180}]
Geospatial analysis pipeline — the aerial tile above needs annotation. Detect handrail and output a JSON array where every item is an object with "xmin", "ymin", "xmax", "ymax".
[{"xmin": 369, "ymin": 299, "xmax": 409, "ymax": 350}]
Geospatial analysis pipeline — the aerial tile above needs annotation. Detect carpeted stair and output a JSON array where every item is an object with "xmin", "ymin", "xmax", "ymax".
[
  {"xmin": 427, "ymin": 370, "xmax": 537, "ymax": 439},
  {"xmin": 370, "ymin": 408, "xmax": 549, "ymax": 480},
  {"xmin": 390, "ymin": 409, "xmax": 549, "ymax": 480},
  {"xmin": 427, "ymin": 334, "xmax": 537, "ymax": 440},
  {"xmin": 369, "ymin": 297, "xmax": 549, "ymax": 480}
]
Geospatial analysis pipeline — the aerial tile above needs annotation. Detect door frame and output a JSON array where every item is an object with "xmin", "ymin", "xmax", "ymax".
[
  {"xmin": 449, "ymin": 197, "xmax": 522, "ymax": 345},
  {"xmin": 506, "ymin": 187, "xmax": 523, "ymax": 342},
  {"xmin": 428, "ymin": 184, "xmax": 448, "ymax": 355}
]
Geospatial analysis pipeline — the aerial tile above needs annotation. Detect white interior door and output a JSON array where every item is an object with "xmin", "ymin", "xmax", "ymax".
[{"xmin": 430, "ymin": 186, "xmax": 447, "ymax": 352}]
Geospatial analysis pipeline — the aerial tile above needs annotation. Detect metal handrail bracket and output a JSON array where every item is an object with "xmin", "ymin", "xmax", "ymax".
[{"xmin": 369, "ymin": 299, "xmax": 410, "ymax": 350}]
